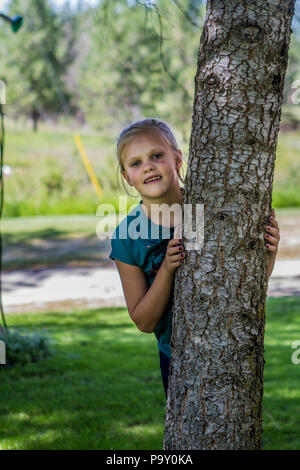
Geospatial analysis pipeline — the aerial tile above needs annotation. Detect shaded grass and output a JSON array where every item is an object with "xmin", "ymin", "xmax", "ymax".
[
  {"xmin": 0, "ymin": 296, "xmax": 300, "ymax": 450},
  {"xmin": 0, "ymin": 214, "xmax": 124, "ymax": 270}
]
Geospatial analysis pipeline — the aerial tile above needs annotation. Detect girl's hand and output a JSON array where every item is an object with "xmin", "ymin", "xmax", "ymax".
[
  {"xmin": 265, "ymin": 208, "xmax": 280, "ymax": 255},
  {"xmin": 265, "ymin": 208, "xmax": 280, "ymax": 278},
  {"xmin": 162, "ymin": 238, "xmax": 186, "ymax": 274}
]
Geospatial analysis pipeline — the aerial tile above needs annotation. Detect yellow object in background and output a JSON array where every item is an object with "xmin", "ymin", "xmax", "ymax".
[{"xmin": 74, "ymin": 134, "xmax": 103, "ymax": 198}]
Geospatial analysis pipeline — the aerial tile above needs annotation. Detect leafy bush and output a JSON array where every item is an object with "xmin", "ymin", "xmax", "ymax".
[{"xmin": 0, "ymin": 330, "xmax": 53, "ymax": 366}]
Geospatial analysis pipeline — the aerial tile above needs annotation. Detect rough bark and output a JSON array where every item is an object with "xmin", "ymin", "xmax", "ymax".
[{"xmin": 164, "ymin": 0, "xmax": 295, "ymax": 450}]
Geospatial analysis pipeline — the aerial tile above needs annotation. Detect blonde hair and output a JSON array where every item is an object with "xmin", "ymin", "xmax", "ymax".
[{"xmin": 116, "ymin": 118, "xmax": 185, "ymax": 197}]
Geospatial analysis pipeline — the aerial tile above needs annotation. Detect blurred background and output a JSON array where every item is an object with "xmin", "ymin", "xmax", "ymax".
[
  {"xmin": 0, "ymin": 0, "xmax": 299, "ymax": 221},
  {"xmin": 0, "ymin": 0, "xmax": 299, "ymax": 451}
]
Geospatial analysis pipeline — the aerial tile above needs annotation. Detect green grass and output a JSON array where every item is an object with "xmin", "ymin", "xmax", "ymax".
[
  {"xmin": 272, "ymin": 130, "xmax": 300, "ymax": 207},
  {"xmin": 262, "ymin": 296, "xmax": 300, "ymax": 450},
  {"xmin": 1, "ymin": 125, "xmax": 139, "ymax": 217},
  {"xmin": 0, "ymin": 296, "xmax": 299, "ymax": 450},
  {"xmin": 0, "ymin": 214, "xmax": 130, "ymax": 237}
]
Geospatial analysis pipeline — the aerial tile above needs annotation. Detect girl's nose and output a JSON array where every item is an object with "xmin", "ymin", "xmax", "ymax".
[{"xmin": 143, "ymin": 161, "xmax": 155, "ymax": 170}]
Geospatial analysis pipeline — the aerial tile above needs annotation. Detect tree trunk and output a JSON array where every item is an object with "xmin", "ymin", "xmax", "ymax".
[
  {"xmin": 32, "ymin": 108, "xmax": 40, "ymax": 132},
  {"xmin": 164, "ymin": 0, "xmax": 295, "ymax": 450}
]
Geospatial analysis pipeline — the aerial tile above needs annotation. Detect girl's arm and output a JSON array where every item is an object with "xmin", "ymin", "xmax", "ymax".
[{"xmin": 115, "ymin": 238, "xmax": 185, "ymax": 333}]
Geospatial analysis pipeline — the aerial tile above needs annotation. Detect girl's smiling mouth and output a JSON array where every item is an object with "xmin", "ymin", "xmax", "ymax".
[{"xmin": 144, "ymin": 176, "xmax": 162, "ymax": 184}]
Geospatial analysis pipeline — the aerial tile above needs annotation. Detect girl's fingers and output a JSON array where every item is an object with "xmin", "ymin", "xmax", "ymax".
[
  {"xmin": 166, "ymin": 239, "xmax": 186, "ymax": 267},
  {"xmin": 265, "ymin": 233, "xmax": 279, "ymax": 246},
  {"xmin": 165, "ymin": 252, "xmax": 185, "ymax": 266},
  {"xmin": 169, "ymin": 257, "xmax": 185, "ymax": 266},
  {"xmin": 169, "ymin": 238, "xmax": 183, "ymax": 247},
  {"xmin": 168, "ymin": 251, "xmax": 186, "ymax": 261},
  {"xmin": 266, "ymin": 226, "xmax": 280, "ymax": 238},
  {"xmin": 168, "ymin": 245, "xmax": 184, "ymax": 255},
  {"xmin": 270, "ymin": 212, "xmax": 279, "ymax": 228},
  {"xmin": 266, "ymin": 243, "xmax": 277, "ymax": 252}
]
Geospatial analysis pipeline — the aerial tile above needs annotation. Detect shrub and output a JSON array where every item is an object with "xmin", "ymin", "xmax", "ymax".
[{"xmin": 0, "ymin": 330, "xmax": 53, "ymax": 366}]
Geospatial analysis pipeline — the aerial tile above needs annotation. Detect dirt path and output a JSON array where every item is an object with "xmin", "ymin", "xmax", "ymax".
[{"xmin": 2, "ymin": 259, "xmax": 300, "ymax": 314}]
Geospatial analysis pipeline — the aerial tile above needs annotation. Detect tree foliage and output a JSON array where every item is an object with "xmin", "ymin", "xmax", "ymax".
[
  {"xmin": 0, "ymin": 0, "xmax": 79, "ymax": 130},
  {"xmin": 0, "ymin": 0, "xmax": 299, "ymax": 137}
]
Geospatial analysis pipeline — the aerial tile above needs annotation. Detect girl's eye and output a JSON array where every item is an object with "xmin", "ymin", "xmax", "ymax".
[{"xmin": 130, "ymin": 154, "xmax": 162, "ymax": 167}]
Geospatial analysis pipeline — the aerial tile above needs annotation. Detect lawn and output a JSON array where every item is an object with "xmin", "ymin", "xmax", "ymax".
[
  {"xmin": 0, "ymin": 296, "xmax": 299, "ymax": 450},
  {"xmin": 0, "ymin": 214, "xmax": 127, "ymax": 270}
]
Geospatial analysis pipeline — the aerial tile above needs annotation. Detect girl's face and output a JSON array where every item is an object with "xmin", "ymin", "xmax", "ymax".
[{"xmin": 121, "ymin": 129, "xmax": 182, "ymax": 200}]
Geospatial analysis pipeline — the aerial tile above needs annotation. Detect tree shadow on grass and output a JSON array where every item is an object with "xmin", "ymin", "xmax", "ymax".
[
  {"xmin": 2, "ymin": 231, "xmax": 111, "ymax": 270},
  {"xmin": 0, "ymin": 317, "xmax": 165, "ymax": 450}
]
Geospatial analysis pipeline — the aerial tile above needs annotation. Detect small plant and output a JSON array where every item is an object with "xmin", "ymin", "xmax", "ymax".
[{"xmin": 0, "ymin": 329, "xmax": 53, "ymax": 366}]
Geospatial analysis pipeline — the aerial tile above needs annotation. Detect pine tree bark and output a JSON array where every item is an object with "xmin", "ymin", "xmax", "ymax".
[{"xmin": 164, "ymin": 0, "xmax": 295, "ymax": 450}]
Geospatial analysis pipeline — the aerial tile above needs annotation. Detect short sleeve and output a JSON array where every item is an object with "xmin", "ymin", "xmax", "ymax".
[{"xmin": 109, "ymin": 236, "xmax": 137, "ymax": 266}]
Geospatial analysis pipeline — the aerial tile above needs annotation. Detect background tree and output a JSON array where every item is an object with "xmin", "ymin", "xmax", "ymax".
[
  {"xmin": 164, "ymin": 0, "xmax": 296, "ymax": 450},
  {"xmin": 0, "ymin": 0, "xmax": 299, "ymax": 135},
  {"xmin": 1, "ymin": 0, "xmax": 78, "ymax": 131},
  {"xmin": 78, "ymin": 0, "xmax": 205, "ymax": 139}
]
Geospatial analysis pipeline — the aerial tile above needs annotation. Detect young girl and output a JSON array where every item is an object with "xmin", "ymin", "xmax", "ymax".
[{"xmin": 109, "ymin": 118, "xmax": 280, "ymax": 398}]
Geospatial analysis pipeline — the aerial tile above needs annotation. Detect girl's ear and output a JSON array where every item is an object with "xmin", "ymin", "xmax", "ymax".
[
  {"xmin": 122, "ymin": 170, "xmax": 133, "ymax": 186},
  {"xmin": 175, "ymin": 149, "xmax": 183, "ymax": 171}
]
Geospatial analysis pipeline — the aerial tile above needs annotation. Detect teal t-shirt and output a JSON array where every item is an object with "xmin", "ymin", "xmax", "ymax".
[{"xmin": 109, "ymin": 199, "xmax": 175, "ymax": 358}]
